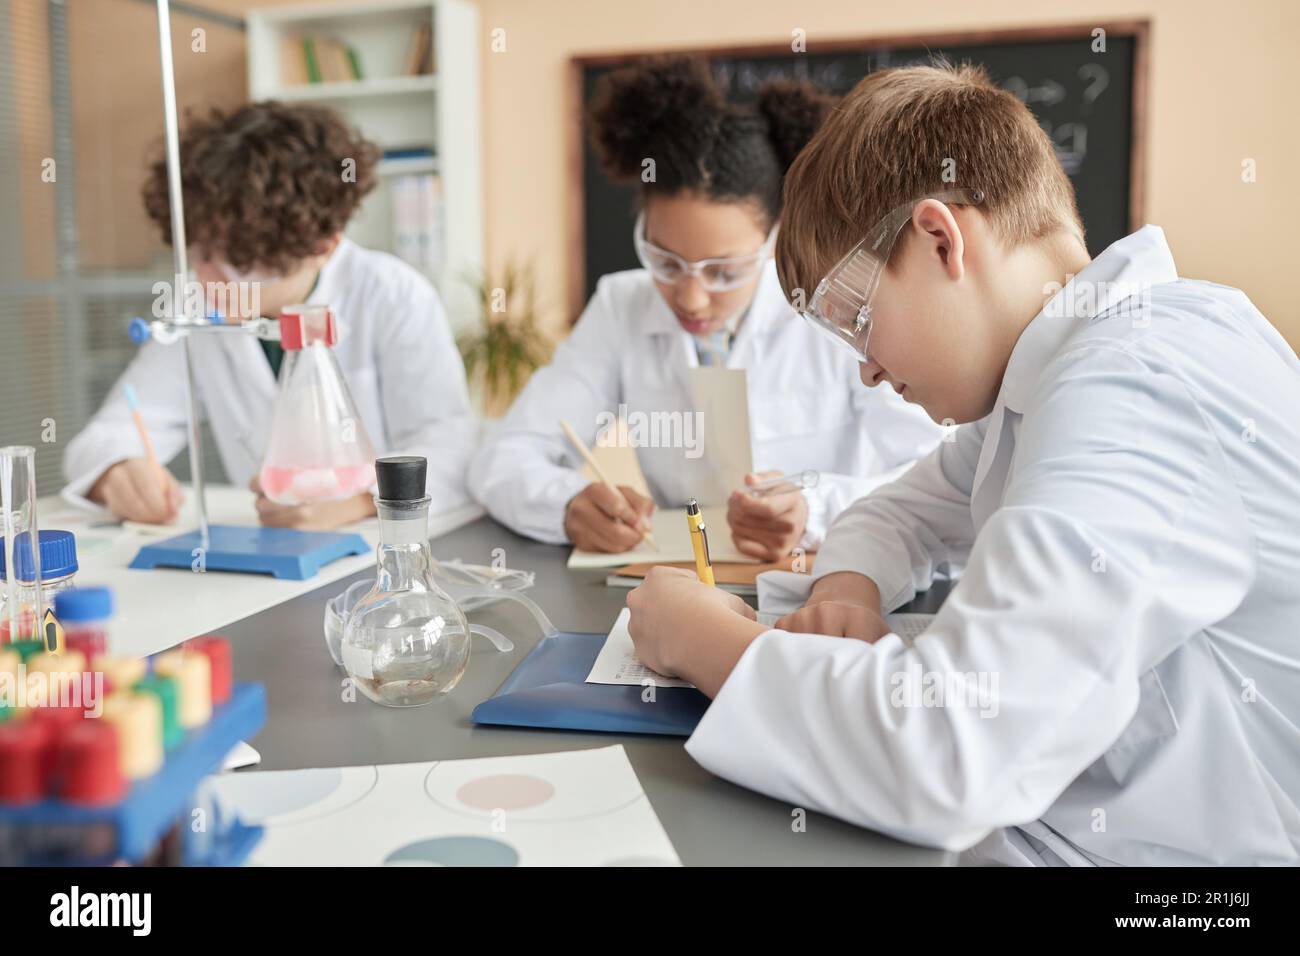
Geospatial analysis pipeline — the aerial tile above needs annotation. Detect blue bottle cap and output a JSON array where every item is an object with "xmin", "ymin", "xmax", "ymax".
[
  {"xmin": 54, "ymin": 586, "xmax": 114, "ymax": 623},
  {"xmin": 128, "ymin": 317, "xmax": 152, "ymax": 344},
  {"xmin": 0, "ymin": 530, "xmax": 79, "ymax": 582}
]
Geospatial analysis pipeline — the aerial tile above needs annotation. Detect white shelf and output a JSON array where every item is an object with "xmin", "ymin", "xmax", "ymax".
[
  {"xmin": 267, "ymin": 75, "xmax": 438, "ymax": 103},
  {"xmin": 378, "ymin": 155, "xmax": 439, "ymax": 176},
  {"xmin": 254, "ymin": 0, "xmax": 435, "ymax": 23},
  {"xmin": 247, "ymin": 0, "xmax": 482, "ymax": 331}
]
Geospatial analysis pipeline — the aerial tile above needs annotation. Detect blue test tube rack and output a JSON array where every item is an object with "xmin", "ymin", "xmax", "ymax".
[{"xmin": 0, "ymin": 683, "xmax": 267, "ymax": 866}]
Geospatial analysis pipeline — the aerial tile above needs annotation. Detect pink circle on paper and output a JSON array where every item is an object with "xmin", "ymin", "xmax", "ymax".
[{"xmin": 456, "ymin": 774, "xmax": 556, "ymax": 811}]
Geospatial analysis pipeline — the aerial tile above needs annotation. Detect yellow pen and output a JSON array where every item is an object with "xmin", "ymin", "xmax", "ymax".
[{"xmin": 685, "ymin": 498, "xmax": 715, "ymax": 587}]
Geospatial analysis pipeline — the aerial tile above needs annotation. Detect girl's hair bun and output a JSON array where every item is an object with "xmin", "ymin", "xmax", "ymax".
[
  {"xmin": 587, "ymin": 55, "xmax": 835, "ymax": 225},
  {"xmin": 589, "ymin": 55, "xmax": 725, "ymax": 184},
  {"xmin": 757, "ymin": 78, "xmax": 836, "ymax": 171}
]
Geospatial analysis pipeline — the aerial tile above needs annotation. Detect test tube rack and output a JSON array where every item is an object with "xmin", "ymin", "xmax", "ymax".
[{"xmin": 0, "ymin": 683, "xmax": 266, "ymax": 866}]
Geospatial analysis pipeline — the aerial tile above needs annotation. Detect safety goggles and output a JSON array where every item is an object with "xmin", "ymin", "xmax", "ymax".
[
  {"xmin": 798, "ymin": 188, "xmax": 985, "ymax": 362},
  {"xmin": 633, "ymin": 213, "xmax": 776, "ymax": 292},
  {"xmin": 189, "ymin": 248, "xmax": 285, "ymax": 285}
]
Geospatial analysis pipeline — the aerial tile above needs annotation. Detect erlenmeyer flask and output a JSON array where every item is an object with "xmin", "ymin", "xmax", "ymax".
[{"xmin": 259, "ymin": 304, "xmax": 377, "ymax": 505}]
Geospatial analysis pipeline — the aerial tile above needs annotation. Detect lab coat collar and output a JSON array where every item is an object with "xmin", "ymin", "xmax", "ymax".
[
  {"xmin": 319, "ymin": 235, "xmax": 354, "ymax": 283},
  {"xmin": 999, "ymin": 226, "xmax": 1177, "ymax": 414},
  {"xmin": 311, "ymin": 237, "xmax": 353, "ymax": 312}
]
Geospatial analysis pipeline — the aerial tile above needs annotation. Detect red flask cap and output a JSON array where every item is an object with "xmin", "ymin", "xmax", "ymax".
[{"xmin": 279, "ymin": 304, "xmax": 338, "ymax": 350}]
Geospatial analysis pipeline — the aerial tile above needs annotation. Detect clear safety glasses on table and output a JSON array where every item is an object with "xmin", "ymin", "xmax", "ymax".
[
  {"xmin": 324, "ymin": 558, "xmax": 556, "ymax": 669},
  {"xmin": 798, "ymin": 188, "xmax": 985, "ymax": 362},
  {"xmin": 633, "ymin": 212, "xmax": 776, "ymax": 292}
]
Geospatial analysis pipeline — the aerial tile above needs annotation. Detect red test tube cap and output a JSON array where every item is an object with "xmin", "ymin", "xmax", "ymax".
[
  {"xmin": 0, "ymin": 720, "xmax": 55, "ymax": 804},
  {"xmin": 29, "ymin": 702, "xmax": 87, "ymax": 729},
  {"xmin": 65, "ymin": 629, "xmax": 108, "ymax": 661},
  {"xmin": 54, "ymin": 720, "xmax": 125, "ymax": 806}
]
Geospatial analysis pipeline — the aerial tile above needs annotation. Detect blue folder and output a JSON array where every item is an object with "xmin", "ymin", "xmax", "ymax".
[{"xmin": 471, "ymin": 630, "xmax": 709, "ymax": 736}]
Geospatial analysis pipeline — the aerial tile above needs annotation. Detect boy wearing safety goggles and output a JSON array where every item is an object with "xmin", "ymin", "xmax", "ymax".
[
  {"xmin": 627, "ymin": 63, "xmax": 1300, "ymax": 865},
  {"xmin": 62, "ymin": 102, "xmax": 476, "ymax": 530},
  {"xmin": 470, "ymin": 56, "xmax": 939, "ymax": 560}
]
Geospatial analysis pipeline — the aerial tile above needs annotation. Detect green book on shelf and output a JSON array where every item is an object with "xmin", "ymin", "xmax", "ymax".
[
  {"xmin": 345, "ymin": 46, "xmax": 363, "ymax": 81},
  {"xmin": 302, "ymin": 37, "xmax": 321, "ymax": 83}
]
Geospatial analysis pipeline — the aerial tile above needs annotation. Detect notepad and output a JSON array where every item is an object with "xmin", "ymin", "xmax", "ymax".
[
  {"xmin": 567, "ymin": 504, "xmax": 758, "ymax": 569},
  {"xmin": 604, "ymin": 553, "xmax": 808, "ymax": 595},
  {"xmin": 586, "ymin": 608, "xmax": 695, "ymax": 688},
  {"xmin": 569, "ymin": 367, "xmax": 758, "ymax": 570},
  {"xmin": 588, "ymin": 609, "xmax": 939, "ymax": 695}
]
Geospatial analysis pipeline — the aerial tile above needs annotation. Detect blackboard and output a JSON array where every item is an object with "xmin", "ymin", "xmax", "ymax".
[{"xmin": 568, "ymin": 21, "xmax": 1148, "ymax": 318}]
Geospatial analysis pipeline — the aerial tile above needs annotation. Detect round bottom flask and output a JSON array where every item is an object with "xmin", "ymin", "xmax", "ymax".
[{"xmin": 341, "ymin": 457, "xmax": 470, "ymax": 706}]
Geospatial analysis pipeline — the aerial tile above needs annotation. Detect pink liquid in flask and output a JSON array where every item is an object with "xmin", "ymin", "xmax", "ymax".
[{"xmin": 258, "ymin": 462, "xmax": 376, "ymax": 505}]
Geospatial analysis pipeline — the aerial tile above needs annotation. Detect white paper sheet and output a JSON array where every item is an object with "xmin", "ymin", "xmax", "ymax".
[
  {"xmin": 585, "ymin": 608, "xmax": 695, "ymax": 688},
  {"xmin": 884, "ymin": 613, "xmax": 935, "ymax": 645},
  {"xmin": 584, "ymin": 419, "xmax": 652, "ymax": 496},
  {"xmin": 687, "ymin": 366, "xmax": 753, "ymax": 503},
  {"xmin": 205, "ymin": 744, "xmax": 680, "ymax": 867},
  {"xmin": 221, "ymin": 741, "xmax": 262, "ymax": 771},
  {"xmin": 588, "ymin": 607, "xmax": 936, "ymax": 695},
  {"xmin": 567, "ymin": 504, "xmax": 757, "ymax": 569},
  {"xmin": 568, "ymin": 368, "xmax": 756, "ymax": 570}
]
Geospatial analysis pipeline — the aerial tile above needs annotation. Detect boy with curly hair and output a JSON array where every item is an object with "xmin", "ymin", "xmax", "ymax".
[{"xmin": 63, "ymin": 102, "xmax": 476, "ymax": 528}]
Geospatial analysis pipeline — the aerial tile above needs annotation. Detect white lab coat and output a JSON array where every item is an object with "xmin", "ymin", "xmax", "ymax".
[
  {"xmin": 468, "ymin": 262, "xmax": 941, "ymax": 546},
  {"xmin": 62, "ymin": 238, "xmax": 477, "ymax": 512},
  {"xmin": 686, "ymin": 227, "xmax": 1300, "ymax": 865}
]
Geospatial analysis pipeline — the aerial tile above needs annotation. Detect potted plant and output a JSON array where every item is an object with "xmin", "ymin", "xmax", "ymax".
[{"xmin": 457, "ymin": 260, "xmax": 554, "ymax": 417}]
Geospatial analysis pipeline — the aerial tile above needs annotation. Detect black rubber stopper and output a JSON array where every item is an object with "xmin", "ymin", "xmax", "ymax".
[{"xmin": 375, "ymin": 456, "xmax": 427, "ymax": 501}]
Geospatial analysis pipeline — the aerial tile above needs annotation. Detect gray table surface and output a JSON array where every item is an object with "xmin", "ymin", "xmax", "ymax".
[{"xmin": 223, "ymin": 515, "xmax": 952, "ymax": 866}]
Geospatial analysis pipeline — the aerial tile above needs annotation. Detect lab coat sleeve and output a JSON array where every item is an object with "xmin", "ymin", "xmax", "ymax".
[
  {"xmin": 799, "ymin": 378, "xmax": 946, "ymax": 549},
  {"xmin": 60, "ymin": 340, "xmax": 193, "ymax": 510},
  {"xmin": 800, "ymin": 462, "xmax": 918, "ymax": 551},
  {"xmin": 687, "ymin": 354, "xmax": 1254, "ymax": 850},
  {"xmin": 810, "ymin": 418, "xmax": 985, "ymax": 611},
  {"xmin": 373, "ymin": 279, "xmax": 479, "ymax": 511},
  {"xmin": 467, "ymin": 279, "xmax": 625, "ymax": 544}
]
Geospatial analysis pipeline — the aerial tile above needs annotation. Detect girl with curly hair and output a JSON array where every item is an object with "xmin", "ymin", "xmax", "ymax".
[{"xmin": 471, "ymin": 56, "xmax": 940, "ymax": 558}]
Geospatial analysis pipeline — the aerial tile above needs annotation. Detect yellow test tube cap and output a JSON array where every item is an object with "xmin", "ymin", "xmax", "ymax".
[
  {"xmin": 153, "ymin": 650, "xmax": 212, "ymax": 728},
  {"xmin": 91, "ymin": 655, "xmax": 148, "ymax": 694},
  {"xmin": 27, "ymin": 649, "xmax": 87, "ymax": 676},
  {"xmin": 101, "ymin": 690, "xmax": 164, "ymax": 779}
]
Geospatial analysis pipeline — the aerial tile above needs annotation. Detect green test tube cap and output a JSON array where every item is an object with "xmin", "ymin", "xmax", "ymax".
[
  {"xmin": 134, "ymin": 675, "xmax": 183, "ymax": 750},
  {"xmin": 9, "ymin": 639, "xmax": 45, "ymax": 663}
]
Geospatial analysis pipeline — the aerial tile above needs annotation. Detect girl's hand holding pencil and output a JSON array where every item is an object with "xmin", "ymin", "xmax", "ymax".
[{"xmin": 560, "ymin": 419, "xmax": 658, "ymax": 553}]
